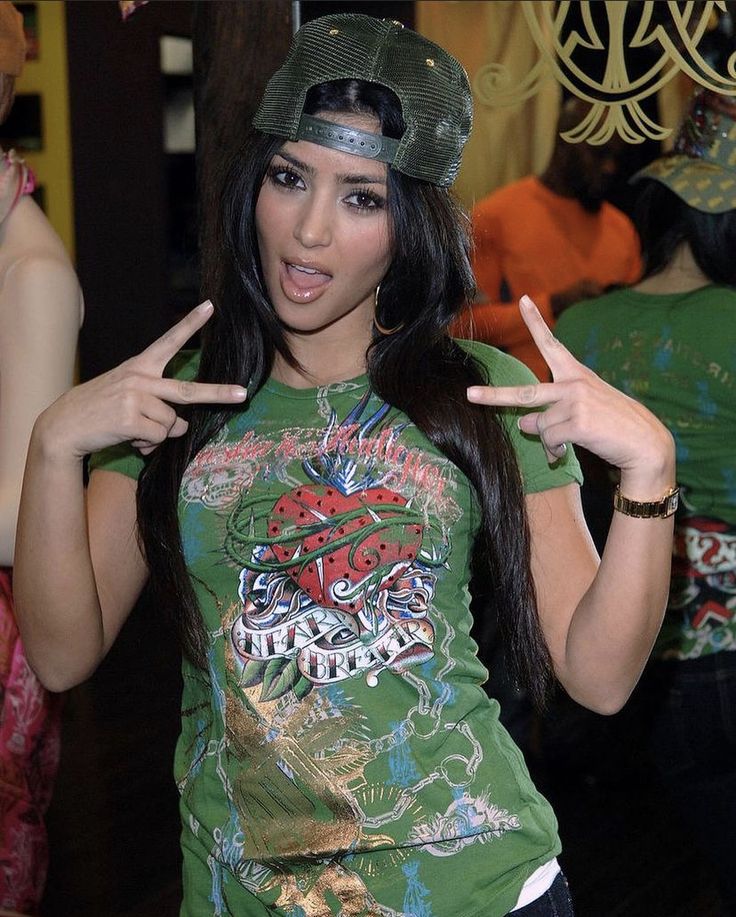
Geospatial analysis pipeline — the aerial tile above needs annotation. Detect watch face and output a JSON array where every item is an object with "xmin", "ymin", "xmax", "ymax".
[{"xmin": 664, "ymin": 490, "xmax": 680, "ymax": 517}]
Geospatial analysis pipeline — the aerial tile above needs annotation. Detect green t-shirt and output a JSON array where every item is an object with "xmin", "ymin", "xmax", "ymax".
[
  {"xmin": 556, "ymin": 285, "xmax": 736, "ymax": 660},
  {"xmin": 91, "ymin": 342, "xmax": 581, "ymax": 917}
]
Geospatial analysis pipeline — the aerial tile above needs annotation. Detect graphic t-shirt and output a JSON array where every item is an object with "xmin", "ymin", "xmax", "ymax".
[
  {"xmin": 556, "ymin": 285, "xmax": 736, "ymax": 660},
  {"xmin": 91, "ymin": 342, "xmax": 581, "ymax": 917}
]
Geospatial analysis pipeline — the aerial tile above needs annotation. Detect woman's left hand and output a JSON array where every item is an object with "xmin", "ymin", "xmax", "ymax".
[{"xmin": 466, "ymin": 295, "xmax": 675, "ymax": 491}]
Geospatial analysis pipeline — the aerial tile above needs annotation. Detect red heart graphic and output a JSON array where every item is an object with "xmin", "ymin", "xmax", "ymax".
[{"xmin": 266, "ymin": 485, "xmax": 423, "ymax": 615}]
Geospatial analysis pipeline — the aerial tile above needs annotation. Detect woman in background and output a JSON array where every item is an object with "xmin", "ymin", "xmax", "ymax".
[
  {"xmin": 557, "ymin": 90, "xmax": 736, "ymax": 915},
  {"xmin": 0, "ymin": 3, "xmax": 83, "ymax": 912}
]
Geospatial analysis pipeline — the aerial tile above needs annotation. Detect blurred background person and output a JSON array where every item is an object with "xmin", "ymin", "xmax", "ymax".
[
  {"xmin": 458, "ymin": 98, "xmax": 644, "ymax": 765},
  {"xmin": 0, "ymin": 2, "xmax": 83, "ymax": 913},
  {"xmin": 556, "ymin": 90, "xmax": 736, "ymax": 916},
  {"xmin": 458, "ymin": 98, "xmax": 642, "ymax": 381}
]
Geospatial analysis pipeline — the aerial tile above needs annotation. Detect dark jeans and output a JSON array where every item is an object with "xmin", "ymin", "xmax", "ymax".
[
  {"xmin": 646, "ymin": 651, "xmax": 736, "ymax": 916},
  {"xmin": 510, "ymin": 873, "xmax": 574, "ymax": 916}
]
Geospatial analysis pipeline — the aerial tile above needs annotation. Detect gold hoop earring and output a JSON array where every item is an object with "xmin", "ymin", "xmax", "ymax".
[{"xmin": 373, "ymin": 283, "xmax": 404, "ymax": 336}]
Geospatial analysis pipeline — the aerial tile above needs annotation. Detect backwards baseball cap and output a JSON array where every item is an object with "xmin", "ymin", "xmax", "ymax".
[
  {"xmin": 0, "ymin": 1, "xmax": 25, "ymax": 77},
  {"xmin": 252, "ymin": 13, "xmax": 472, "ymax": 188},
  {"xmin": 631, "ymin": 91, "xmax": 736, "ymax": 213}
]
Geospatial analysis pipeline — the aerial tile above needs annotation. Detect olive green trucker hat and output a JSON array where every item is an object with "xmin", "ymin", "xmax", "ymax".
[{"xmin": 252, "ymin": 13, "xmax": 472, "ymax": 188}]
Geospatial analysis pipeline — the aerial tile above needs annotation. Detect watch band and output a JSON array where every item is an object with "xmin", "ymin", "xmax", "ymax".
[{"xmin": 613, "ymin": 485, "xmax": 680, "ymax": 519}]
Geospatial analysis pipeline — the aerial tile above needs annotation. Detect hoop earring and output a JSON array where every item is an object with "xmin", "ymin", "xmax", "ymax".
[{"xmin": 373, "ymin": 283, "xmax": 404, "ymax": 336}]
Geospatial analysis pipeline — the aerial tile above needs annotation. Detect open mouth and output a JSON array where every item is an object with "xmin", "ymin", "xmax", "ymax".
[{"xmin": 280, "ymin": 260, "xmax": 333, "ymax": 302}]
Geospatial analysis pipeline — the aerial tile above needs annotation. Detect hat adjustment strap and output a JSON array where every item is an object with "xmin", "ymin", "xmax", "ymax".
[{"xmin": 295, "ymin": 114, "xmax": 399, "ymax": 164}]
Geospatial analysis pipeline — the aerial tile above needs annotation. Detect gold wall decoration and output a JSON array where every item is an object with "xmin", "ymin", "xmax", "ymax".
[{"xmin": 474, "ymin": 1, "xmax": 736, "ymax": 144}]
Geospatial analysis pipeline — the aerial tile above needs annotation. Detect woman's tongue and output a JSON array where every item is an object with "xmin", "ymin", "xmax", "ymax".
[{"xmin": 285, "ymin": 261, "xmax": 331, "ymax": 290}]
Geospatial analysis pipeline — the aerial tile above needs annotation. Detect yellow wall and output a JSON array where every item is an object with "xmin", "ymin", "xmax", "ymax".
[
  {"xmin": 416, "ymin": 0, "xmax": 560, "ymax": 211},
  {"xmin": 14, "ymin": 0, "xmax": 74, "ymax": 257}
]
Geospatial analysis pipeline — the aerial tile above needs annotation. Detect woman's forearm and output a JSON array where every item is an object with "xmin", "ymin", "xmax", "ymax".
[
  {"xmin": 13, "ymin": 421, "xmax": 106, "ymax": 692},
  {"xmin": 12, "ymin": 303, "xmax": 243, "ymax": 692},
  {"xmin": 562, "ymin": 517, "xmax": 673, "ymax": 713},
  {"xmin": 559, "ymin": 464, "xmax": 676, "ymax": 713}
]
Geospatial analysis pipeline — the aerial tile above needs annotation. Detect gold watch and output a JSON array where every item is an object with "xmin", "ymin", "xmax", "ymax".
[{"xmin": 613, "ymin": 485, "xmax": 680, "ymax": 519}]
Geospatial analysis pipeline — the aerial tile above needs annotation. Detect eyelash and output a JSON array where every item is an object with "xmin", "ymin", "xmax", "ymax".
[{"xmin": 265, "ymin": 164, "xmax": 385, "ymax": 212}]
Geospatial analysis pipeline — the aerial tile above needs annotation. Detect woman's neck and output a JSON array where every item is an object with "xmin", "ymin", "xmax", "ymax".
[
  {"xmin": 271, "ymin": 320, "xmax": 372, "ymax": 389},
  {"xmin": 634, "ymin": 243, "xmax": 712, "ymax": 294},
  {"xmin": 271, "ymin": 354, "xmax": 368, "ymax": 388}
]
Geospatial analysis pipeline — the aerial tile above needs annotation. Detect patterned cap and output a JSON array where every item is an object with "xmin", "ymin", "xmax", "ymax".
[
  {"xmin": 631, "ymin": 91, "xmax": 736, "ymax": 213},
  {"xmin": 253, "ymin": 13, "xmax": 472, "ymax": 188}
]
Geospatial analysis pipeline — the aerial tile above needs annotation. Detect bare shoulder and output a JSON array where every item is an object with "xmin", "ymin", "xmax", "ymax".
[
  {"xmin": 0, "ymin": 198, "xmax": 80, "ymax": 292},
  {"xmin": 0, "ymin": 204, "xmax": 83, "ymax": 328},
  {"xmin": 0, "ymin": 195, "xmax": 71, "ymax": 254}
]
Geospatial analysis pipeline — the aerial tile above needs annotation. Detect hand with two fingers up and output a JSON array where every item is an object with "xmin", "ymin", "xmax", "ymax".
[
  {"xmin": 35, "ymin": 300, "xmax": 248, "ymax": 462},
  {"xmin": 467, "ymin": 295, "xmax": 676, "ymax": 498}
]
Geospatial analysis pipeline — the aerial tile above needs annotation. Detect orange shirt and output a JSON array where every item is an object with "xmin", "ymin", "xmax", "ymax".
[{"xmin": 458, "ymin": 176, "xmax": 642, "ymax": 380}]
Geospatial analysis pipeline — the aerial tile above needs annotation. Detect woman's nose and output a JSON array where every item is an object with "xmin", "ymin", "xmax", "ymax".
[{"xmin": 294, "ymin": 195, "xmax": 332, "ymax": 248}]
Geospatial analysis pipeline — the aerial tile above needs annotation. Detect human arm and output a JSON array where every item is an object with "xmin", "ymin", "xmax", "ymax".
[
  {"xmin": 13, "ymin": 302, "xmax": 249, "ymax": 691},
  {"xmin": 467, "ymin": 296, "xmax": 675, "ymax": 713},
  {"xmin": 0, "ymin": 254, "xmax": 82, "ymax": 565}
]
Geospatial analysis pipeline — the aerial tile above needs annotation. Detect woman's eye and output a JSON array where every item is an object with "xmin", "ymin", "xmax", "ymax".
[
  {"xmin": 268, "ymin": 166, "xmax": 304, "ymax": 190},
  {"xmin": 346, "ymin": 190, "xmax": 384, "ymax": 211}
]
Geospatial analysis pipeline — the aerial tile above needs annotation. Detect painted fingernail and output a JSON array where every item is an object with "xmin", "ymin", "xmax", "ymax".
[{"xmin": 197, "ymin": 299, "xmax": 214, "ymax": 313}]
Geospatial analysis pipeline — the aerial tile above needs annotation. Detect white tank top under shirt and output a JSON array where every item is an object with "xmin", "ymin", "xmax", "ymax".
[{"xmin": 511, "ymin": 858, "xmax": 561, "ymax": 911}]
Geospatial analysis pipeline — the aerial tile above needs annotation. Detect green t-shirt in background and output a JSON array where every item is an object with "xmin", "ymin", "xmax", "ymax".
[
  {"xmin": 556, "ymin": 285, "xmax": 736, "ymax": 524},
  {"xmin": 556, "ymin": 284, "xmax": 736, "ymax": 660},
  {"xmin": 91, "ymin": 342, "xmax": 581, "ymax": 917}
]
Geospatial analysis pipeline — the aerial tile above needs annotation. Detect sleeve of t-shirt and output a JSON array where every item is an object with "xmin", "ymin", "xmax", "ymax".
[
  {"xmin": 87, "ymin": 349, "xmax": 201, "ymax": 481},
  {"xmin": 457, "ymin": 338, "xmax": 583, "ymax": 494}
]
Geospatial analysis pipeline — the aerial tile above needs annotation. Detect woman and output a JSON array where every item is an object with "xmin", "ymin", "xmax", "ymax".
[
  {"xmin": 0, "ymin": 2, "xmax": 83, "ymax": 913},
  {"xmin": 13, "ymin": 14, "xmax": 675, "ymax": 917},
  {"xmin": 556, "ymin": 90, "xmax": 736, "ymax": 915}
]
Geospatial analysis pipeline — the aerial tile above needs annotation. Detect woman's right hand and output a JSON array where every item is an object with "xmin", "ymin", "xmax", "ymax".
[{"xmin": 34, "ymin": 300, "xmax": 248, "ymax": 459}]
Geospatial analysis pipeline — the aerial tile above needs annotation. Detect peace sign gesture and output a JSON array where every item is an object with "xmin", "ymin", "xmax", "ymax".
[
  {"xmin": 38, "ymin": 300, "xmax": 248, "ymax": 460},
  {"xmin": 467, "ymin": 295, "xmax": 675, "ymax": 490}
]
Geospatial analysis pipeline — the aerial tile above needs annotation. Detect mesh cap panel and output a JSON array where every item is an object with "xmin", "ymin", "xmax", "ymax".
[{"xmin": 253, "ymin": 13, "xmax": 472, "ymax": 187}]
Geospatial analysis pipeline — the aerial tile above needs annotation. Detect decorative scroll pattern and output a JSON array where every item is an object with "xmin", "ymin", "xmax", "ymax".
[{"xmin": 475, "ymin": 1, "xmax": 736, "ymax": 144}]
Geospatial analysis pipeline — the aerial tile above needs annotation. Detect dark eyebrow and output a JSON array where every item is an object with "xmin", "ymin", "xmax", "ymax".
[
  {"xmin": 339, "ymin": 171, "xmax": 387, "ymax": 186},
  {"xmin": 275, "ymin": 150, "xmax": 387, "ymax": 186},
  {"xmin": 276, "ymin": 150, "xmax": 315, "ymax": 176}
]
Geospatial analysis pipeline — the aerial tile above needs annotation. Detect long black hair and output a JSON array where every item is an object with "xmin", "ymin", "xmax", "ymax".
[
  {"xmin": 137, "ymin": 79, "xmax": 552, "ymax": 707},
  {"xmin": 634, "ymin": 175, "xmax": 736, "ymax": 285}
]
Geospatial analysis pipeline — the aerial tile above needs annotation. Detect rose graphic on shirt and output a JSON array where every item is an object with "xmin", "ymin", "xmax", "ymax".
[{"xmin": 226, "ymin": 393, "xmax": 449, "ymax": 701}]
